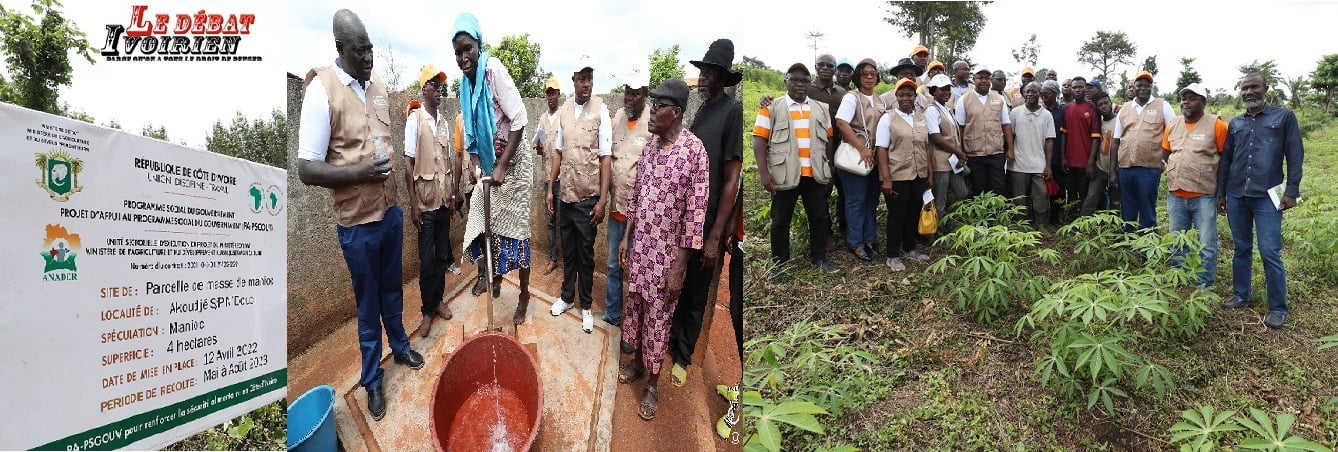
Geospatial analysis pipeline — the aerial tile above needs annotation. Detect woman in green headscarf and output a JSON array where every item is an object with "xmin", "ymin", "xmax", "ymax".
[{"xmin": 453, "ymin": 13, "xmax": 534, "ymax": 325}]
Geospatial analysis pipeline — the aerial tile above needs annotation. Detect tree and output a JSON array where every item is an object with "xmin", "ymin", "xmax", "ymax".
[
  {"xmin": 804, "ymin": 31, "xmax": 824, "ymax": 64},
  {"xmin": 1140, "ymin": 55, "xmax": 1158, "ymax": 76},
  {"xmin": 1173, "ymin": 56, "xmax": 1202, "ymax": 103},
  {"xmin": 1282, "ymin": 75, "xmax": 1308, "ymax": 110},
  {"xmin": 374, "ymin": 40, "xmax": 405, "ymax": 93},
  {"xmin": 740, "ymin": 56, "xmax": 771, "ymax": 71},
  {"xmin": 1010, "ymin": 33, "xmax": 1040, "ymax": 67},
  {"xmin": 0, "ymin": 0, "xmax": 96, "ymax": 114},
  {"xmin": 1076, "ymin": 31, "xmax": 1137, "ymax": 89},
  {"xmin": 1309, "ymin": 53, "xmax": 1338, "ymax": 113},
  {"xmin": 206, "ymin": 110, "xmax": 286, "ymax": 169},
  {"xmin": 140, "ymin": 123, "xmax": 167, "ymax": 141},
  {"xmin": 485, "ymin": 34, "xmax": 550, "ymax": 98},
  {"xmin": 648, "ymin": 45, "xmax": 684, "ymax": 90},
  {"xmin": 884, "ymin": 1, "xmax": 990, "ymax": 66},
  {"xmin": 1236, "ymin": 59, "xmax": 1284, "ymax": 106},
  {"xmin": 102, "ymin": 118, "xmax": 121, "ymax": 129}
]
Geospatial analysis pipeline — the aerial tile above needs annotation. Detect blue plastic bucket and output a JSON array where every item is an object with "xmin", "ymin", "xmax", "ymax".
[{"xmin": 287, "ymin": 385, "xmax": 337, "ymax": 452}]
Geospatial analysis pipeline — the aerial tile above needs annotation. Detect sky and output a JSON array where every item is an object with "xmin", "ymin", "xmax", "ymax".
[
  {"xmin": 738, "ymin": 0, "xmax": 1338, "ymax": 98},
  {"xmin": 283, "ymin": 0, "xmax": 752, "ymax": 95},
  {"xmin": 0, "ymin": 0, "xmax": 285, "ymax": 149}
]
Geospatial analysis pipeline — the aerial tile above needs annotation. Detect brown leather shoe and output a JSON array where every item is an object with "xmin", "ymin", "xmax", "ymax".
[
  {"xmin": 435, "ymin": 304, "xmax": 453, "ymax": 320},
  {"xmin": 418, "ymin": 314, "xmax": 433, "ymax": 338}
]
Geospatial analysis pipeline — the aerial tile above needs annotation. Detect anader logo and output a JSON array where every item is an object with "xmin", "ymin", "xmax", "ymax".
[
  {"xmin": 41, "ymin": 224, "xmax": 82, "ymax": 282},
  {"xmin": 99, "ymin": 5, "xmax": 260, "ymax": 62}
]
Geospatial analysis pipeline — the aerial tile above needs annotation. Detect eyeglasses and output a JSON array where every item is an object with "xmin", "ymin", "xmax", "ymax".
[
  {"xmin": 786, "ymin": 77, "xmax": 811, "ymax": 84},
  {"xmin": 859, "ymin": 70, "xmax": 880, "ymax": 78},
  {"xmin": 815, "ymin": 62, "xmax": 835, "ymax": 69},
  {"xmin": 649, "ymin": 99, "xmax": 680, "ymax": 112},
  {"xmin": 423, "ymin": 81, "xmax": 441, "ymax": 90}
]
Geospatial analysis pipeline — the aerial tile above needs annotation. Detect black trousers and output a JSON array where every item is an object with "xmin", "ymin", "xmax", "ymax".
[
  {"xmin": 967, "ymin": 154, "xmax": 1007, "ymax": 196},
  {"xmin": 418, "ymin": 206, "xmax": 453, "ymax": 315},
  {"xmin": 559, "ymin": 196, "xmax": 598, "ymax": 310},
  {"xmin": 770, "ymin": 176, "xmax": 830, "ymax": 263},
  {"xmin": 1060, "ymin": 167, "xmax": 1088, "ymax": 218},
  {"xmin": 729, "ymin": 237, "xmax": 743, "ymax": 362},
  {"xmin": 669, "ymin": 252, "xmax": 711, "ymax": 366},
  {"xmin": 884, "ymin": 177, "xmax": 927, "ymax": 256}
]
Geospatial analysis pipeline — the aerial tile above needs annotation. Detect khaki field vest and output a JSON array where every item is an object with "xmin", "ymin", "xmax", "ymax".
[
  {"xmin": 558, "ymin": 96, "xmax": 606, "ymax": 203},
  {"xmin": 766, "ymin": 98, "xmax": 833, "ymax": 189},
  {"xmin": 1117, "ymin": 98, "xmax": 1169, "ymax": 169},
  {"xmin": 929, "ymin": 102, "xmax": 959, "ymax": 172},
  {"xmin": 844, "ymin": 91, "xmax": 882, "ymax": 149},
  {"xmin": 1165, "ymin": 114, "xmax": 1221, "ymax": 194},
  {"xmin": 538, "ymin": 110, "xmax": 561, "ymax": 184},
  {"xmin": 883, "ymin": 110, "xmax": 931, "ymax": 181},
  {"xmin": 609, "ymin": 107, "xmax": 651, "ymax": 214},
  {"xmin": 306, "ymin": 66, "xmax": 397, "ymax": 227},
  {"xmin": 962, "ymin": 90, "xmax": 1006, "ymax": 156},
  {"xmin": 410, "ymin": 107, "xmax": 453, "ymax": 212}
]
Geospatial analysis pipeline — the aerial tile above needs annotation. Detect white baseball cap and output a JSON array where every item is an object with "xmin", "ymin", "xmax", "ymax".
[
  {"xmin": 927, "ymin": 74, "xmax": 953, "ymax": 89},
  {"xmin": 1179, "ymin": 83, "xmax": 1209, "ymax": 99},
  {"xmin": 623, "ymin": 67, "xmax": 649, "ymax": 90}
]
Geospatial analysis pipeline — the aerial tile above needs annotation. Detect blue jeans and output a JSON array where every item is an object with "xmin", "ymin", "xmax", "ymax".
[
  {"xmin": 337, "ymin": 205, "xmax": 411, "ymax": 391},
  {"xmin": 1226, "ymin": 196, "xmax": 1288, "ymax": 314},
  {"xmin": 1118, "ymin": 166, "xmax": 1161, "ymax": 232},
  {"xmin": 604, "ymin": 216, "xmax": 630, "ymax": 323},
  {"xmin": 1167, "ymin": 193, "xmax": 1219, "ymax": 287},
  {"xmin": 838, "ymin": 169, "xmax": 879, "ymax": 250}
]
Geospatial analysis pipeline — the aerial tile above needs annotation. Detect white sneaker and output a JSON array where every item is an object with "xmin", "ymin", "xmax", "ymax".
[
  {"xmin": 447, "ymin": 262, "xmax": 461, "ymax": 275},
  {"xmin": 550, "ymin": 298, "xmax": 573, "ymax": 316},
  {"xmin": 904, "ymin": 250, "xmax": 930, "ymax": 262},
  {"xmin": 885, "ymin": 257, "xmax": 906, "ymax": 271},
  {"xmin": 581, "ymin": 309, "xmax": 594, "ymax": 333}
]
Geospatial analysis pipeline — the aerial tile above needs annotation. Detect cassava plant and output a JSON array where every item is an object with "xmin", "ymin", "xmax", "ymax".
[{"xmin": 928, "ymin": 223, "xmax": 1059, "ymax": 324}]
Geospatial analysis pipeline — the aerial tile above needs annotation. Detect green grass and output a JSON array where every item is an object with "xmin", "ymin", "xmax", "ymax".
[
  {"xmin": 743, "ymin": 102, "xmax": 1338, "ymax": 449},
  {"xmin": 164, "ymin": 400, "xmax": 286, "ymax": 451}
]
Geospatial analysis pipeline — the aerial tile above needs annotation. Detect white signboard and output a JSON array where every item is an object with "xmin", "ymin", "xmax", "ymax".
[{"xmin": 0, "ymin": 103, "xmax": 287, "ymax": 450}]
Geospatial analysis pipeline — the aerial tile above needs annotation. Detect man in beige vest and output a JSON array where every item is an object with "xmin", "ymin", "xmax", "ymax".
[
  {"xmin": 604, "ymin": 68, "xmax": 651, "ymax": 327},
  {"xmin": 534, "ymin": 76, "xmax": 563, "ymax": 275},
  {"xmin": 547, "ymin": 58, "xmax": 612, "ymax": 334},
  {"xmin": 295, "ymin": 9, "xmax": 422, "ymax": 422},
  {"xmin": 404, "ymin": 65, "xmax": 462, "ymax": 339},
  {"xmin": 955, "ymin": 65, "xmax": 1014, "ymax": 196},
  {"xmin": 754, "ymin": 63, "xmax": 838, "ymax": 273},
  {"xmin": 1110, "ymin": 70, "xmax": 1176, "ymax": 232},
  {"xmin": 1162, "ymin": 83, "xmax": 1226, "ymax": 287}
]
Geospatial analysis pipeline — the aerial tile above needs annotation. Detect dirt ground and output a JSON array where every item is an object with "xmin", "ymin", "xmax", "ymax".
[{"xmin": 288, "ymin": 252, "xmax": 742, "ymax": 451}]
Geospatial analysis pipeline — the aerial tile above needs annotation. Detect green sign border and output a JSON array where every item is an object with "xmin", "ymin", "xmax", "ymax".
[{"xmin": 34, "ymin": 368, "xmax": 287, "ymax": 451}]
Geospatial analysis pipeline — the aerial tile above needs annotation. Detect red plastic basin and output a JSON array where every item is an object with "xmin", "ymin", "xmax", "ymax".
[{"xmin": 430, "ymin": 332, "xmax": 543, "ymax": 452}]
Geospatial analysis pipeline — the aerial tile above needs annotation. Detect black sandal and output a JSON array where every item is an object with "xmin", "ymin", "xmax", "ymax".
[
  {"xmin": 638, "ymin": 385, "xmax": 659, "ymax": 421},
  {"xmin": 618, "ymin": 361, "xmax": 645, "ymax": 384}
]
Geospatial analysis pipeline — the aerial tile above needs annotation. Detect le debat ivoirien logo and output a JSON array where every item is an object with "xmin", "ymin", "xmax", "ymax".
[{"xmin": 99, "ymin": 5, "xmax": 259, "ymax": 62}]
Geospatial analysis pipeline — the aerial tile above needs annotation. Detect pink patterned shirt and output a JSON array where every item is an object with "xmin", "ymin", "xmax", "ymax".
[{"xmin": 625, "ymin": 128, "xmax": 710, "ymax": 295}]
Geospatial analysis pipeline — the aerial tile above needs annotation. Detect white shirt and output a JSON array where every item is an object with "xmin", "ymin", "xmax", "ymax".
[
  {"xmin": 297, "ymin": 60, "xmax": 374, "ymax": 161},
  {"xmin": 954, "ymin": 89, "xmax": 1012, "ymax": 126},
  {"xmin": 403, "ymin": 107, "xmax": 449, "ymax": 159},
  {"xmin": 1112, "ymin": 97, "xmax": 1177, "ymax": 139},
  {"xmin": 874, "ymin": 109, "xmax": 918, "ymax": 148},
  {"xmin": 554, "ymin": 99, "xmax": 612, "ymax": 157},
  {"xmin": 835, "ymin": 91, "xmax": 878, "ymax": 124},
  {"xmin": 924, "ymin": 101, "xmax": 957, "ymax": 135}
]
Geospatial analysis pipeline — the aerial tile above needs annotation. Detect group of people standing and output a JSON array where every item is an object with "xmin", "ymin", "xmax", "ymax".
[
  {"xmin": 296, "ymin": 8, "xmax": 745, "ymax": 433},
  {"xmin": 759, "ymin": 45, "xmax": 1304, "ymax": 327}
]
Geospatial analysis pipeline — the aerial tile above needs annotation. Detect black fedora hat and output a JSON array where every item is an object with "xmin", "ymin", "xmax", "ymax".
[
  {"xmin": 690, "ymin": 38, "xmax": 743, "ymax": 87},
  {"xmin": 888, "ymin": 57, "xmax": 924, "ymax": 78}
]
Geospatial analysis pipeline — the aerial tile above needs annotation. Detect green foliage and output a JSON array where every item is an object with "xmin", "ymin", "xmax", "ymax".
[
  {"xmin": 485, "ymin": 33, "xmax": 551, "ymax": 98},
  {"xmin": 1077, "ymin": 31, "xmax": 1137, "ymax": 89},
  {"xmin": 141, "ymin": 123, "xmax": 168, "ymax": 141},
  {"xmin": 1169, "ymin": 406, "xmax": 1332, "ymax": 451},
  {"xmin": 1174, "ymin": 56, "xmax": 1203, "ymax": 103},
  {"xmin": 927, "ymin": 197, "xmax": 1058, "ymax": 323},
  {"xmin": 1169, "ymin": 405, "xmax": 1246, "ymax": 451},
  {"xmin": 206, "ymin": 110, "xmax": 287, "ymax": 168},
  {"xmin": 743, "ymin": 321, "xmax": 875, "ymax": 451},
  {"xmin": 883, "ymin": 1, "xmax": 991, "ymax": 65},
  {"xmin": 1235, "ymin": 409, "xmax": 1331, "ymax": 451},
  {"xmin": 1283, "ymin": 76, "xmax": 1309, "ymax": 110},
  {"xmin": 1011, "ymin": 33, "xmax": 1040, "ymax": 68},
  {"xmin": 164, "ymin": 400, "xmax": 286, "ymax": 450},
  {"xmin": 648, "ymin": 45, "xmax": 684, "ymax": 90},
  {"xmin": 0, "ymin": 0, "xmax": 96, "ymax": 114},
  {"xmin": 1320, "ymin": 335, "xmax": 1338, "ymax": 350},
  {"xmin": 1141, "ymin": 55, "xmax": 1159, "ymax": 76},
  {"xmin": 1286, "ymin": 185, "xmax": 1338, "ymax": 283},
  {"xmin": 1053, "ymin": 212, "xmax": 1140, "ymax": 271},
  {"xmin": 1311, "ymin": 54, "xmax": 1338, "ymax": 113}
]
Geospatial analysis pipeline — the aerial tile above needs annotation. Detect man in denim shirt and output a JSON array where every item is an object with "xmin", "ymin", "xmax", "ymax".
[{"xmin": 1217, "ymin": 73, "xmax": 1304, "ymax": 329}]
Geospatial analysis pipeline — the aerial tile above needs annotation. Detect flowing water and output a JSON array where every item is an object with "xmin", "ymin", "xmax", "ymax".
[{"xmin": 446, "ymin": 343, "xmax": 527, "ymax": 452}]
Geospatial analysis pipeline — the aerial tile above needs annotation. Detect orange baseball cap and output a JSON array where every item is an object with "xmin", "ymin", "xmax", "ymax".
[
  {"xmin": 417, "ymin": 64, "xmax": 446, "ymax": 90},
  {"xmin": 405, "ymin": 99, "xmax": 422, "ymax": 118},
  {"xmin": 1133, "ymin": 70, "xmax": 1154, "ymax": 83},
  {"xmin": 894, "ymin": 77, "xmax": 918, "ymax": 92},
  {"xmin": 911, "ymin": 45, "xmax": 930, "ymax": 57},
  {"xmin": 1021, "ymin": 67, "xmax": 1035, "ymax": 76},
  {"xmin": 927, "ymin": 60, "xmax": 945, "ymax": 72}
]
